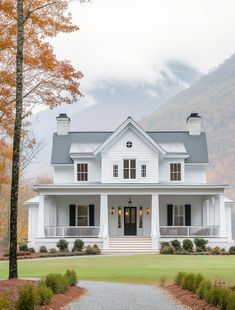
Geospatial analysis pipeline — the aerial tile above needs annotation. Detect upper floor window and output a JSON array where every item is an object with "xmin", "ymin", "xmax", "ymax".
[
  {"xmin": 113, "ymin": 164, "xmax": 118, "ymax": 178},
  {"xmin": 123, "ymin": 159, "xmax": 136, "ymax": 179},
  {"xmin": 170, "ymin": 163, "xmax": 181, "ymax": 181},
  {"xmin": 141, "ymin": 164, "xmax": 147, "ymax": 177},
  {"xmin": 126, "ymin": 141, "xmax": 133, "ymax": 148},
  {"xmin": 77, "ymin": 163, "xmax": 88, "ymax": 181}
]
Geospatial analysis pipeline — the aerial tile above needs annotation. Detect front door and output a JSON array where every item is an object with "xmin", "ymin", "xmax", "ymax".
[{"xmin": 124, "ymin": 207, "xmax": 137, "ymax": 235}]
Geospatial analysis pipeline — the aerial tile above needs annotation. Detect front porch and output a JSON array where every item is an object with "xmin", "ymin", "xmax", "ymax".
[{"xmin": 29, "ymin": 186, "xmax": 233, "ymax": 251}]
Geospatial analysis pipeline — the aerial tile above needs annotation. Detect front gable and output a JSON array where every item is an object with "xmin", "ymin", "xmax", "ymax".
[{"xmin": 94, "ymin": 117, "xmax": 166, "ymax": 156}]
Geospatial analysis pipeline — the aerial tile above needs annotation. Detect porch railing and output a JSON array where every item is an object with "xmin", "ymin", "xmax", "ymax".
[
  {"xmin": 160, "ymin": 226, "xmax": 220, "ymax": 237},
  {"xmin": 44, "ymin": 226, "xmax": 100, "ymax": 238}
]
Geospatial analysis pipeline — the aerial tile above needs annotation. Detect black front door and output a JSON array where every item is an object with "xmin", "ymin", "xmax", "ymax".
[{"xmin": 124, "ymin": 207, "xmax": 137, "ymax": 235}]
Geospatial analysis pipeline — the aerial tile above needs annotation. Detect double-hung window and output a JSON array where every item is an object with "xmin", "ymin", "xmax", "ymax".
[
  {"xmin": 123, "ymin": 159, "xmax": 136, "ymax": 179},
  {"xmin": 77, "ymin": 163, "xmax": 88, "ymax": 181},
  {"xmin": 113, "ymin": 165, "xmax": 118, "ymax": 178},
  {"xmin": 76, "ymin": 205, "xmax": 88, "ymax": 226},
  {"xmin": 173, "ymin": 205, "xmax": 184, "ymax": 226},
  {"xmin": 170, "ymin": 163, "xmax": 181, "ymax": 181},
  {"xmin": 141, "ymin": 164, "xmax": 147, "ymax": 177}
]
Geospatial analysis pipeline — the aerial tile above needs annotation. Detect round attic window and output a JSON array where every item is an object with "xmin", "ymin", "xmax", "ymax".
[{"xmin": 126, "ymin": 141, "xmax": 133, "ymax": 148}]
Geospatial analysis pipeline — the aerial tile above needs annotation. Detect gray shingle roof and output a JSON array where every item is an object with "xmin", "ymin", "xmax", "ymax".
[{"xmin": 51, "ymin": 131, "xmax": 208, "ymax": 164}]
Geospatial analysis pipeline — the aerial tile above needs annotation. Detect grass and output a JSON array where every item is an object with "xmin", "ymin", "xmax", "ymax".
[{"xmin": 1, "ymin": 255, "xmax": 235, "ymax": 285}]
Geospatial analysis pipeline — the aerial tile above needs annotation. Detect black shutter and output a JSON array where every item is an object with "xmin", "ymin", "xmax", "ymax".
[
  {"xmin": 89, "ymin": 205, "xmax": 95, "ymax": 226},
  {"xmin": 167, "ymin": 204, "xmax": 173, "ymax": 226},
  {"xmin": 185, "ymin": 204, "xmax": 191, "ymax": 226},
  {"xmin": 69, "ymin": 205, "xmax": 76, "ymax": 226}
]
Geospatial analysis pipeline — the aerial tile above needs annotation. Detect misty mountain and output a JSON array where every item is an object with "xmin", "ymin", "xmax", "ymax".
[{"xmin": 27, "ymin": 60, "xmax": 199, "ymax": 178}]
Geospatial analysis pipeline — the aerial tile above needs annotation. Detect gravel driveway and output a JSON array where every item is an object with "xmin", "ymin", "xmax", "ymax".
[{"xmin": 66, "ymin": 281, "xmax": 186, "ymax": 310}]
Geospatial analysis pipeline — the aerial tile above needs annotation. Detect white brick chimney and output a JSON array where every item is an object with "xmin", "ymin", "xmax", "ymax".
[
  {"xmin": 186, "ymin": 113, "xmax": 202, "ymax": 135},
  {"xmin": 56, "ymin": 113, "xmax": 70, "ymax": 135}
]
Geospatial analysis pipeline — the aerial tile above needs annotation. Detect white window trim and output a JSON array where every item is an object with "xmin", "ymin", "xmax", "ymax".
[
  {"xmin": 76, "ymin": 162, "xmax": 89, "ymax": 182},
  {"xmin": 170, "ymin": 162, "xmax": 182, "ymax": 182},
  {"xmin": 141, "ymin": 164, "xmax": 147, "ymax": 178},
  {"xmin": 173, "ymin": 205, "xmax": 185, "ymax": 226},
  {"xmin": 113, "ymin": 164, "xmax": 119, "ymax": 178},
  {"xmin": 75, "ymin": 205, "xmax": 89, "ymax": 226}
]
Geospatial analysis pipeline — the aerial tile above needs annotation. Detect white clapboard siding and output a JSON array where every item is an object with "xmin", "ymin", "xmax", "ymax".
[
  {"xmin": 185, "ymin": 165, "xmax": 206, "ymax": 183},
  {"xmin": 53, "ymin": 166, "xmax": 74, "ymax": 183}
]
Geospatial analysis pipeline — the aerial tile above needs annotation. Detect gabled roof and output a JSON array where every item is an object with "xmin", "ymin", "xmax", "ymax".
[
  {"xmin": 51, "ymin": 118, "xmax": 209, "ymax": 164},
  {"xmin": 94, "ymin": 117, "xmax": 166, "ymax": 155}
]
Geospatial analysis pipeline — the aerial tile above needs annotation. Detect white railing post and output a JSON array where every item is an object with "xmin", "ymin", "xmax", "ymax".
[
  {"xmin": 217, "ymin": 194, "xmax": 226, "ymax": 238},
  {"xmin": 99, "ymin": 194, "xmax": 109, "ymax": 248},
  {"xmin": 188, "ymin": 226, "xmax": 190, "ymax": 237},
  {"xmin": 151, "ymin": 194, "xmax": 159, "ymax": 249}
]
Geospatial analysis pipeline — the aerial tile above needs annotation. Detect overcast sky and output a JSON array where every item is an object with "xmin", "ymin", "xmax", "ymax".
[{"xmin": 51, "ymin": 0, "xmax": 235, "ymax": 92}]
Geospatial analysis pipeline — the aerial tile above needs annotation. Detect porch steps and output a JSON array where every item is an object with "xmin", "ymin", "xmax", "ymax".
[{"xmin": 102, "ymin": 237, "xmax": 157, "ymax": 254}]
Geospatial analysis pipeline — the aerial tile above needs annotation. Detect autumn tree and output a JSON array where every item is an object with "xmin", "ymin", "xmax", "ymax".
[{"xmin": 0, "ymin": 0, "xmax": 82, "ymax": 278}]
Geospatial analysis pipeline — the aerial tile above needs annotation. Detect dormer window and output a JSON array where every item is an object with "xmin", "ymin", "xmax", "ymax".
[
  {"xmin": 77, "ymin": 163, "xmax": 88, "ymax": 181},
  {"xmin": 113, "ymin": 165, "xmax": 118, "ymax": 178},
  {"xmin": 170, "ymin": 163, "xmax": 181, "ymax": 181}
]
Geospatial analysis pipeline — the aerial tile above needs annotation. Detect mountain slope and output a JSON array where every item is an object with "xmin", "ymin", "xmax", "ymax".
[{"xmin": 142, "ymin": 53, "xmax": 235, "ymax": 198}]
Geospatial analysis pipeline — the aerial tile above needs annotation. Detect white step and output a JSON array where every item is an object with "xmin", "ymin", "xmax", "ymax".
[{"xmin": 103, "ymin": 237, "xmax": 155, "ymax": 254}]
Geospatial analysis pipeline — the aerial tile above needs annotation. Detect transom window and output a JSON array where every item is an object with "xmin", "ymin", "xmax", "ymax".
[
  {"xmin": 126, "ymin": 141, "xmax": 133, "ymax": 148},
  {"xmin": 113, "ymin": 164, "xmax": 118, "ymax": 178},
  {"xmin": 141, "ymin": 164, "xmax": 147, "ymax": 177},
  {"xmin": 76, "ymin": 205, "xmax": 88, "ymax": 226},
  {"xmin": 123, "ymin": 159, "xmax": 136, "ymax": 179},
  {"xmin": 173, "ymin": 205, "xmax": 184, "ymax": 226},
  {"xmin": 77, "ymin": 163, "xmax": 88, "ymax": 181},
  {"xmin": 170, "ymin": 163, "xmax": 181, "ymax": 181}
]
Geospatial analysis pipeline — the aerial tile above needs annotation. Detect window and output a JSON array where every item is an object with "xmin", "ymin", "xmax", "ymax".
[
  {"xmin": 126, "ymin": 141, "xmax": 133, "ymax": 148},
  {"xmin": 170, "ymin": 163, "xmax": 181, "ymax": 181},
  {"xmin": 118, "ymin": 207, "xmax": 122, "ymax": 228},
  {"xmin": 123, "ymin": 159, "xmax": 136, "ymax": 179},
  {"xmin": 173, "ymin": 205, "xmax": 184, "ymax": 226},
  {"xmin": 141, "ymin": 165, "xmax": 147, "ymax": 177},
  {"xmin": 76, "ymin": 205, "xmax": 88, "ymax": 226},
  {"xmin": 77, "ymin": 163, "xmax": 88, "ymax": 181},
  {"xmin": 113, "ymin": 165, "xmax": 118, "ymax": 178},
  {"xmin": 139, "ymin": 207, "xmax": 143, "ymax": 228}
]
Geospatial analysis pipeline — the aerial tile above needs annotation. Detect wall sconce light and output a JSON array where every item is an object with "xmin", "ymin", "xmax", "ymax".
[
  {"xmin": 111, "ymin": 207, "xmax": 114, "ymax": 215},
  {"xmin": 146, "ymin": 208, "xmax": 150, "ymax": 215}
]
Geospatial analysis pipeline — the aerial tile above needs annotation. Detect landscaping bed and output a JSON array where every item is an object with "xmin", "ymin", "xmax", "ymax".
[{"xmin": 0, "ymin": 270, "xmax": 84, "ymax": 309}]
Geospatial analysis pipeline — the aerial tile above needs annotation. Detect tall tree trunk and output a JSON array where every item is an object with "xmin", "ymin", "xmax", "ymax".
[{"xmin": 9, "ymin": 0, "xmax": 24, "ymax": 279}]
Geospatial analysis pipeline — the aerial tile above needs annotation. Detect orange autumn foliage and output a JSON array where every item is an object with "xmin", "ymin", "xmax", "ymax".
[{"xmin": 0, "ymin": 0, "xmax": 82, "ymax": 136}]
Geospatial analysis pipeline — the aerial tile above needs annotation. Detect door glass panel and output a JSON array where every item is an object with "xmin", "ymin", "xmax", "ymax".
[
  {"xmin": 130, "ymin": 208, "xmax": 136, "ymax": 224},
  {"xmin": 125, "ymin": 208, "xmax": 130, "ymax": 224}
]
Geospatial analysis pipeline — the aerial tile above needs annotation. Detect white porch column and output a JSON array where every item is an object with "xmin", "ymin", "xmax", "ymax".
[
  {"xmin": 217, "ymin": 194, "xmax": 226, "ymax": 238},
  {"xmin": 151, "ymin": 194, "xmax": 160, "ymax": 249},
  {"xmin": 37, "ymin": 194, "xmax": 45, "ymax": 238},
  {"xmin": 99, "ymin": 194, "xmax": 109, "ymax": 248}
]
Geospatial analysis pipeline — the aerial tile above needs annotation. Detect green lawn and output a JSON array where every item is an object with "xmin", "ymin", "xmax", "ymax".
[{"xmin": 1, "ymin": 255, "xmax": 235, "ymax": 285}]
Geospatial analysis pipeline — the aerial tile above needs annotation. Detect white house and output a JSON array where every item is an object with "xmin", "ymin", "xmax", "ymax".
[{"xmin": 25, "ymin": 113, "xmax": 234, "ymax": 253}]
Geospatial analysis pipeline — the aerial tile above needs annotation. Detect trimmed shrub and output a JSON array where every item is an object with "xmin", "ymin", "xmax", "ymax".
[
  {"xmin": 73, "ymin": 239, "xmax": 84, "ymax": 252},
  {"xmin": 85, "ymin": 245, "xmax": 101, "ymax": 255},
  {"xmin": 37, "ymin": 284, "xmax": 53, "ymax": 305},
  {"xmin": 65, "ymin": 270, "xmax": 78, "ymax": 286},
  {"xmin": 16, "ymin": 284, "xmax": 39, "ymax": 310},
  {"xmin": 170, "ymin": 239, "xmax": 181, "ymax": 251},
  {"xmin": 175, "ymin": 272, "xmax": 186, "ymax": 285},
  {"xmin": 57, "ymin": 239, "xmax": 69, "ymax": 252},
  {"xmin": 205, "ymin": 286, "xmax": 222, "ymax": 307},
  {"xmin": 19, "ymin": 243, "xmax": 28, "ymax": 252},
  {"xmin": 182, "ymin": 239, "xmax": 193, "ymax": 252},
  {"xmin": 45, "ymin": 273, "xmax": 69, "ymax": 294},
  {"xmin": 197, "ymin": 279, "xmax": 212, "ymax": 299},
  {"xmin": 211, "ymin": 246, "xmax": 221, "ymax": 255},
  {"xmin": 160, "ymin": 242, "xmax": 170, "ymax": 249},
  {"xmin": 93, "ymin": 244, "xmax": 101, "ymax": 254},
  {"xmin": 0, "ymin": 292, "xmax": 12, "ymax": 310},
  {"xmin": 227, "ymin": 291, "xmax": 235, "ymax": 310},
  {"xmin": 160, "ymin": 245, "xmax": 174, "ymax": 255},
  {"xmin": 194, "ymin": 238, "xmax": 208, "ymax": 252},
  {"xmin": 28, "ymin": 247, "xmax": 35, "ymax": 253},
  {"xmin": 181, "ymin": 273, "xmax": 195, "ymax": 291},
  {"xmin": 229, "ymin": 246, "xmax": 235, "ymax": 255},
  {"xmin": 217, "ymin": 287, "xmax": 231, "ymax": 310},
  {"xmin": 49, "ymin": 248, "xmax": 57, "ymax": 253},
  {"xmin": 39, "ymin": 245, "xmax": 48, "ymax": 253}
]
